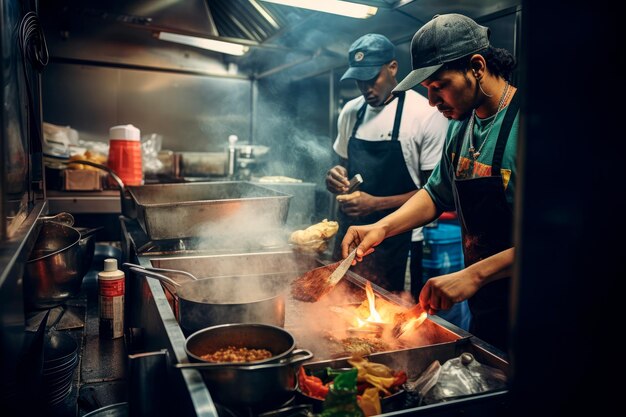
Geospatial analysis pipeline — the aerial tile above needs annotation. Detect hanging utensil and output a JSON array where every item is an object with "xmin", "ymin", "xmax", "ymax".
[
  {"xmin": 65, "ymin": 159, "xmax": 136, "ymax": 218},
  {"xmin": 40, "ymin": 212, "xmax": 75, "ymax": 226},
  {"xmin": 291, "ymin": 248, "xmax": 357, "ymax": 302}
]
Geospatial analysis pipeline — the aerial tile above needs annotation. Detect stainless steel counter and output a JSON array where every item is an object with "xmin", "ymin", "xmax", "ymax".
[{"xmin": 121, "ymin": 217, "xmax": 510, "ymax": 417}]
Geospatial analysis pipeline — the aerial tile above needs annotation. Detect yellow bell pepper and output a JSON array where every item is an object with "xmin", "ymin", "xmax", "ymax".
[{"xmin": 357, "ymin": 387, "xmax": 381, "ymax": 417}]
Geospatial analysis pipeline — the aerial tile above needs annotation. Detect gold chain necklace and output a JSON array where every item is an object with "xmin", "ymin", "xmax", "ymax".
[{"xmin": 467, "ymin": 81, "xmax": 510, "ymax": 160}]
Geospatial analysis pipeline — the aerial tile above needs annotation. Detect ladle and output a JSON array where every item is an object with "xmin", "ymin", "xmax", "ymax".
[
  {"xmin": 40, "ymin": 212, "xmax": 75, "ymax": 226},
  {"xmin": 123, "ymin": 263, "xmax": 198, "ymax": 281}
]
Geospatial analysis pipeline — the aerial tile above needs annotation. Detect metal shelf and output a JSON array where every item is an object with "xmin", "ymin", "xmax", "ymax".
[{"xmin": 46, "ymin": 191, "xmax": 121, "ymax": 214}]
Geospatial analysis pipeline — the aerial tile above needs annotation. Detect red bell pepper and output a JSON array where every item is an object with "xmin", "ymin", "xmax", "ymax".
[{"xmin": 298, "ymin": 367, "xmax": 330, "ymax": 400}]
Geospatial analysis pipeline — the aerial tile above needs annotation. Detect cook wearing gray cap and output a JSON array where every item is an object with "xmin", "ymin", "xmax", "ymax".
[
  {"xmin": 393, "ymin": 13, "xmax": 490, "ymax": 94},
  {"xmin": 341, "ymin": 14, "xmax": 520, "ymax": 352}
]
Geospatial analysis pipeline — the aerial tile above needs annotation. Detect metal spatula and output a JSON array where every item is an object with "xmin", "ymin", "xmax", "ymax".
[{"xmin": 291, "ymin": 248, "xmax": 358, "ymax": 302}]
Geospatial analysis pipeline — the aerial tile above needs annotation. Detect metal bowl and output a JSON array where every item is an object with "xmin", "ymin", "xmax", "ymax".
[
  {"xmin": 185, "ymin": 323, "xmax": 296, "ymax": 364},
  {"xmin": 182, "ymin": 324, "xmax": 313, "ymax": 408},
  {"xmin": 24, "ymin": 222, "xmax": 91, "ymax": 309}
]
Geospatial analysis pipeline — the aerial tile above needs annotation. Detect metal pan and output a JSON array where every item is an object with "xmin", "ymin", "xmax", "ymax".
[
  {"xmin": 67, "ymin": 160, "xmax": 292, "ymax": 241},
  {"xmin": 127, "ymin": 265, "xmax": 286, "ymax": 334},
  {"xmin": 125, "ymin": 181, "xmax": 291, "ymax": 241},
  {"xmin": 24, "ymin": 221, "xmax": 99, "ymax": 309},
  {"xmin": 175, "ymin": 323, "xmax": 313, "ymax": 408}
]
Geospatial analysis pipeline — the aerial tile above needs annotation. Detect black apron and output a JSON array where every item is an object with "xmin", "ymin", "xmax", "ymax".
[
  {"xmin": 334, "ymin": 93, "xmax": 417, "ymax": 291},
  {"xmin": 451, "ymin": 92, "xmax": 520, "ymax": 351}
]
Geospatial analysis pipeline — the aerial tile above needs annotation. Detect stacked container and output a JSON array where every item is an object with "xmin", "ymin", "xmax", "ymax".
[{"xmin": 107, "ymin": 124, "xmax": 143, "ymax": 186}]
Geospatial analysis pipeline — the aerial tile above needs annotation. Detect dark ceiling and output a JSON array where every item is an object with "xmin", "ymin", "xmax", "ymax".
[{"xmin": 38, "ymin": 0, "xmax": 521, "ymax": 81}]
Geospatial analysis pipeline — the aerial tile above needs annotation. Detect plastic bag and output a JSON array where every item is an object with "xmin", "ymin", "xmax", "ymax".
[
  {"xmin": 141, "ymin": 133, "xmax": 164, "ymax": 175},
  {"xmin": 43, "ymin": 122, "xmax": 79, "ymax": 157},
  {"xmin": 404, "ymin": 360, "xmax": 442, "ymax": 402},
  {"xmin": 408, "ymin": 353, "xmax": 507, "ymax": 405}
]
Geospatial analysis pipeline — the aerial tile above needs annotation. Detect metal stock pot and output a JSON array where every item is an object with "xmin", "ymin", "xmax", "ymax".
[
  {"xmin": 24, "ymin": 217, "xmax": 99, "ymax": 309},
  {"xmin": 127, "ymin": 265, "xmax": 286, "ymax": 334}
]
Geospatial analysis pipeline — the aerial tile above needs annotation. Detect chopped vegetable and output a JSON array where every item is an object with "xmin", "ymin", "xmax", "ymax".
[
  {"xmin": 299, "ymin": 356, "xmax": 407, "ymax": 416},
  {"xmin": 298, "ymin": 367, "xmax": 329, "ymax": 400},
  {"xmin": 357, "ymin": 387, "xmax": 381, "ymax": 417},
  {"xmin": 348, "ymin": 356, "xmax": 407, "ymax": 396},
  {"xmin": 320, "ymin": 368, "xmax": 364, "ymax": 417}
]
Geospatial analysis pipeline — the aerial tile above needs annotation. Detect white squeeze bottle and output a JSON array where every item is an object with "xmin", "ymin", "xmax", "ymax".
[{"xmin": 98, "ymin": 258, "xmax": 125, "ymax": 339}]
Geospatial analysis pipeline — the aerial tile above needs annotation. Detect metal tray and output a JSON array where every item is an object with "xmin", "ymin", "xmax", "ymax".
[
  {"xmin": 147, "ymin": 252, "xmax": 468, "ymax": 361},
  {"xmin": 126, "ymin": 181, "xmax": 291, "ymax": 241},
  {"xmin": 299, "ymin": 338, "xmax": 509, "ymax": 414}
]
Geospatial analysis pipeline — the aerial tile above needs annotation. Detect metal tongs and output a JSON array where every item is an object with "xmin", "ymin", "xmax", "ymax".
[{"xmin": 392, "ymin": 303, "xmax": 428, "ymax": 338}]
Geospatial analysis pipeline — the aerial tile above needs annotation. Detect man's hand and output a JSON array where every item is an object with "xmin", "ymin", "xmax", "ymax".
[
  {"xmin": 336, "ymin": 191, "xmax": 378, "ymax": 217},
  {"xmin": 418, "ymin": 270, "xmax": 480, "ymax": 315},
  {"xmin": 419, "ymin": 247, "xmax": 515, "ymax": 314},
  {"xmin": 326, "ymin": 165, "xmax": 350, "ymax": 194},
  {"xmin": 341, "ymin": 224, "xmax": 386, "ymax": 264}
]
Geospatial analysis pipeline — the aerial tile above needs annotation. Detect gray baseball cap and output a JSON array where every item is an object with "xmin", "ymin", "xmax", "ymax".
[
  {"xmin": 341, "ymin": 33, "xmax": 395, "ymax": 82},
  {"xmin": 393, "ymin": 14, "xmax": 490, "ymax": 93}
]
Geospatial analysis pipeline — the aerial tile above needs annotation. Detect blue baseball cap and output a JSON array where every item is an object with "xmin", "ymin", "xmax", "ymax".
[
  {"xmin": 393, "ymin": 14, "xmax": 490, "ymax": 93},
  {"xmin": 341, "ymin": 33, "xmax": 395, "ymax": 82}
]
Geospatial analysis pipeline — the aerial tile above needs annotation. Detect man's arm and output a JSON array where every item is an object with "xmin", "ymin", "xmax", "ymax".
[
  {"xmin": 419, "ymin": 248, "xmax": 515, "ymax": 313},
  {"xmin": 375, "ymin": 189, "xmax": 439, "ymax": 238},
  {"xmin": 341, "ymin": 188, "xmax": 440, "ymax": 259},
  {"xmin": 336, "ymin": 169, "xmax": 435, "ymax": 217},
  {"xmin": 336, "ymin": 190, "xmax": 418, "ymax": 217}
]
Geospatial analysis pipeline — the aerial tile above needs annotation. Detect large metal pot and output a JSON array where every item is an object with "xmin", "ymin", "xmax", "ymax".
[
  {"xmin": 176, "ymin": 324, "xmax": 313, "ymax": 408},
  {"xmin": 127, "ymin": 265, "xmax": 286, "ymax": 334},
  {"xmin": 24, "ymin": 221, "xmax": 98, "ymax": 309}
]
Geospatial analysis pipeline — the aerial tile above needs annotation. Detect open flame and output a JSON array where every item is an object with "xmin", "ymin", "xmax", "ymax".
[
  {"xmin": 355, "ymin": 281, "xmax": 385, "ymax": 327},
  {"xmin": 398, "ymin": 311, "xmax": 428, "ymax": 337},
  {"xmin": 333, "ymin": 280, "xmax": 427, "ymax": 338}
]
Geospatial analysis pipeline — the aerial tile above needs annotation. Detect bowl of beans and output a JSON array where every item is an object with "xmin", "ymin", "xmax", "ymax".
[
  {"xmin": 182, "ymin": 323, "xmax": 313, "ymax": 408},
  {"xmin": 185, "ymin": 323, "xmax": 297, "ymax": 364}
]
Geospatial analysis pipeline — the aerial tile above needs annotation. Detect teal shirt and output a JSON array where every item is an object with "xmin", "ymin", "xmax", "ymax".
[{"xmin": 424, "ymin": 109, "xmax": 519, "ymax": 212}]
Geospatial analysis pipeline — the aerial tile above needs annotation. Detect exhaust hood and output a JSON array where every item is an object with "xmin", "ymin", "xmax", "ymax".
[
  {"xmin": 69, "ymin": 0, "xmax": 220, "ymax": 37},
  {"xmin": 42, "ymin": 0, "xmax": 310, "ymax": 45}
]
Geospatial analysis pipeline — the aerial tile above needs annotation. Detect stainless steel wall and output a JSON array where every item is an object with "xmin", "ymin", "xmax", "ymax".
[{"xmin": 42, "ymin": 63, "xmax": 252, "ymax": 152}]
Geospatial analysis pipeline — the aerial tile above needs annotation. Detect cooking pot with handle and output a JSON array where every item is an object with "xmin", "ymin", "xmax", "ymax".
[
  {"xmin": 127, "ymin": 265, "xmax": 286, "ymax": 334},
  {"xmin": 24, "ymin": 219, "xmax": 98, "ymax": 309},
  {"xmin": 176, "ymin": 323, "xmax": 313, "ymax": 408}
]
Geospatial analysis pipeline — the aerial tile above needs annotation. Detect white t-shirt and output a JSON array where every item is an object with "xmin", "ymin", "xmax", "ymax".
[{"xmin": 333, "ymin": 89, "xmax": 448, "ymax": 241}]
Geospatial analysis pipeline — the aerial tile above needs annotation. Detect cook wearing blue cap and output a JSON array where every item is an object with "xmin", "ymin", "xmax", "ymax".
[
  {"xmin": 327, "ymin": 33, "xmax": 448, "ymax": 295},
  {"xmin": 340, "ymin": 33, "xmax": 396, "ymax": 82}
]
